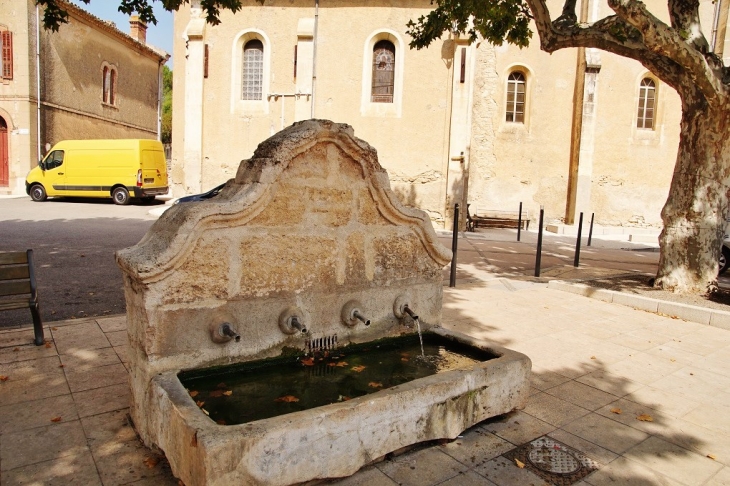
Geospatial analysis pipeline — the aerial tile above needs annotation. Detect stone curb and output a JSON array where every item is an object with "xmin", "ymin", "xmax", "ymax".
[{"xmin": 548, "ymin": 280, "xmax": 730, "ymax": 331}]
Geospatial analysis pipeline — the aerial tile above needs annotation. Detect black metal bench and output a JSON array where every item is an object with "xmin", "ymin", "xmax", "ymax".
[{"xmin": 0, "ymin": 250, "xmax": 45, "ymax": 345}]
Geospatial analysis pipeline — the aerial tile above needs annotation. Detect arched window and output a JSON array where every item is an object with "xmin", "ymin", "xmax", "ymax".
[
  {"xmin": 102, "ymin": 65, "xmax": 117, "ymax": 105},
  {"xmin": 637, "ymin": 77, "xmax": 656, "ymax": 129},
  {"xmin": 506, "ymin": 71, "xmax": 526, "ymax": 123},
  {"xmin": 371, "ymin": 40, "xmax": 395, "ymax": 103},
  {"xmin": 242, "ymin": 39, "xmax": 264, "ymax": 100}
]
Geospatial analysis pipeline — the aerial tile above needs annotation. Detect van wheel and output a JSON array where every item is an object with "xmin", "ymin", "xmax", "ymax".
[
  {"xmin": 30, "ymin": 184, "xmax": 47, "ymax": 202},
  {"xmin": 112, "ymin": 187, "xmax": 131, "ymax": 206}
]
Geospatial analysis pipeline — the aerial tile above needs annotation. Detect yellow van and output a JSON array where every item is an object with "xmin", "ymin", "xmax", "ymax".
[{"xmin": 25, "ymin": 139, "xmax": 168, "ymax": 205}]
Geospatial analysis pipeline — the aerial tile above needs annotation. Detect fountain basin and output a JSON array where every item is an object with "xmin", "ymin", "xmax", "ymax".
[{"xmin": 146, "ymin": 328, "xmax": 530, "ymax": 486}]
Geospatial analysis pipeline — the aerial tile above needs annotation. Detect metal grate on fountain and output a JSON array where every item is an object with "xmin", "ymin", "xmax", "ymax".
[{"xmin": 502, "ymin": 436, "xmax": 601, "ymax": 485}]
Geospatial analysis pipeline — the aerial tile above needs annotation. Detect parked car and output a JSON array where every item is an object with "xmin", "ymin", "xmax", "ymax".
[
  {"xmin": 719, "ymin": 218, "xmax": 730, "ymax": 274},
  {"xmin": 173, "ymin": 182, "xmax": 226, "ymax": 204}
]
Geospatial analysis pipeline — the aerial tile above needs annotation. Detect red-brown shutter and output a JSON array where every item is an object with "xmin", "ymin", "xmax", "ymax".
[{"xmin": 1, "ymin": 31, "xmax": 12, "ymax": 80}]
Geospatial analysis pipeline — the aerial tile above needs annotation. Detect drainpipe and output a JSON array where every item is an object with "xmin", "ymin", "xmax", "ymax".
[
  {"xmin": 157, "ymin": 60, "xmax": 163, "ymax": 141},
  {"xmin": 310, "ymin": 0, "xmax": 319, "ymax": 119},
  {"xmin": 36, "ymin": 4, "xmax": 42, "ymax": 161},
  {"xmin": 711, "ymin": 0, "xmax": 723, "ymax": 53}
]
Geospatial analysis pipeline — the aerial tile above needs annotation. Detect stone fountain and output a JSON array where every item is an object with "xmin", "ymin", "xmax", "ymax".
[{"xmin": 116, "ymin": 120, "xmax": 531, "ymax": 486}]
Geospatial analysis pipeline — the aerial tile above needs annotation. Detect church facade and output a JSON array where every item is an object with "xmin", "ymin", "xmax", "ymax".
[{"xmin": 171, "ymin": 0, "xmax": 729, "ymax": 229}]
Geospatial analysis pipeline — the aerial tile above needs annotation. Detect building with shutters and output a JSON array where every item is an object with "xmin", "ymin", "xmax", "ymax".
[
  {"xmin": 0, "ymin": 0, "xmax": 168, "ymax": 195},
  {"xmin": 171, "ymin": 0, "xmax": 730, "ymax": 229}
]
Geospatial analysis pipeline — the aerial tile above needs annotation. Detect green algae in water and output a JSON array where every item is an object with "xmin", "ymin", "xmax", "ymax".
[{"xmin": 179, "ymin": 334, "xmax": 496, "ymax": 426}]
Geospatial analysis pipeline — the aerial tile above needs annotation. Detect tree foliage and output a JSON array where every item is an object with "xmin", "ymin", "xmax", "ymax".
[
  {"xmin": 410, "ymin": 0, "xmax": 730, "ymax": 294},
  {"xmin": 161, "ymin": 65, "xmax": 173, "ymax": 144},
  {"xmin": 36, "ymin": 0, "xmax": 245, "ymax": 31}
]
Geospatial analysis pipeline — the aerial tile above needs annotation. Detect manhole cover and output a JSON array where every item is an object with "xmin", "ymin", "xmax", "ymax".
[
  {"xmin": 503, "ymin": 436, "xmax": 601, "ymax": 485},
  {"xmin": 527, "ymin": 437, "xmax": 580, "ymax": 474}
]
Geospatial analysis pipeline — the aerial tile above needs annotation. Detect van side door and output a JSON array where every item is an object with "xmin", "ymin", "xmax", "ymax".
[{"xmin": 41, "ymin": 150, "xmax": 67, "ymax": 196}]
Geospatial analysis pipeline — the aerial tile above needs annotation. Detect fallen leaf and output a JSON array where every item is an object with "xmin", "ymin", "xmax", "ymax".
[
  {"xmin": 79, "ymin": 254, "xmax": 85, "ymax": 258},
  {"xmin": 351, "ymin": 365, "xmax": 366, "ymax": 373},
  {"xmin": 190, "ymin": 432, "xmax": 198, "ymax": 447},
  {"xmin": 610, "ymin": 408, "xmax": 622, "ymax": 415},
  {"xmin": 368, "ymin": 382, "xmax": 383, "ymax": 388},
  {"xmin": 50, "ymin": 417, "xmax": 62, "ymax": 422},
  {"xmin": 12, "ymin": 347, "xmax": 19, "ymax": 352},
  {"xmin": 335, "ymin": 361, "xmax": 349, "ymax": 367},
  {"xmin": 216, "ymin": 419, "xmax": 227, "ymax": 425},
  {"xmin": 209, "ymin": 390, "xmax": 224, "ymax": 398},
  {"xmin": 275, "ymin": 395, "xmax": 300, "ymax": 403},
  {"xmin": 301, "ymin": 357, "xmax": 315, "ymax": 366},
  {"xmin": 401, "ymin": 358, "xmax": 409, "ymax": 362},
  {"xmin": 201, "ymin": 408, "xmax": 209, "ymax": 416},
  {"xmin": 58, "ymin": 364, "xmax": 65, "ymax": 368},
  {"xmin": 637, "ymin": 414, "xmax": 654, "ymax": 422},
  {"xmin": 88, "ymin": 292, "xmax": 95, "ymax": 296},
  {"xmin": 223, "ymin": 390, "xmax": 233, "ymax": 396},
  {"xmin": 337, "ymin": 395, "xmax": 351, "ymax": 402},
  {"xmin": 690, "ymin": 373, "xmax": 694, "ymax": 376},
  {"xmin": 707, "ymin": 454, "xmax": 717, "ymax": 460},
  {"xmin": 189, "ymin": 390, "xmax": 199, "ymax": 398},
  {"xmin": 196, "ymin": 400, "xmax": 205, "ymax": 407},
  {"xmin": 400, "ymin": 352, "xmax": 410, "ymax": 358},
  {"xmin": 590, "ymin": 356, "xmax": 596, "ymax": 360},
  {"xmin": 0, "ymin": 375, "xmax": 8, "ymax": 382},
  {"xmin": 327, "ymin": 362, "xmax": 336, "ymax": 367},
  {"xmin": 44, "ymin": 342, "xmax": 52, "ymax": 348},
  {"xmin": 670, "ymin": 358, "xmax": 676, "ymax": 362},
  {"xmin": 143, "ymin": 456, "xmax": 160, "ymax": 468},
  {"xmin": 515, "ymin": 458, "xmax": 525, "ymax": 469},
  {"xmin": 216, "ymin": 382, "xmax": 227, "ymax": 389},
  {"xmin": 51, "ymin": 327, "xmax": 58, "ymax": 330}
]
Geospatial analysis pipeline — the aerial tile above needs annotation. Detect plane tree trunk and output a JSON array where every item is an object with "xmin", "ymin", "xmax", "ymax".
[{"xmin": 656, "ymin": 104, "xmax": 730, "ymax": 293}]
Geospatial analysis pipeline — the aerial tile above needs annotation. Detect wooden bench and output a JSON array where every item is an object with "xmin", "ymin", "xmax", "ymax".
[
  {"xmin": 0, "ymin": 250, "xmax": 45, "ymax": 345},
  {"xmin": 467, "ymin": 205, "xmax": 531, "ymax": 231}
]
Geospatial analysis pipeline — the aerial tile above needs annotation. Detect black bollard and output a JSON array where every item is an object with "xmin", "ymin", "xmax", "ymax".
[
  {"xmin": 574, "ymin": 212, "xmax": 584, "ymax": 267},
  {"xmin": 450, "ymin": 204, "xmax": 459, "ymax": 288},
  {"xmin": 534, "ymin": 207, "xmax": 544, "ymax": 277},
  {"xmin": 517, "ymin": 202, "xmax": 523, "ymax": 242},
  {"xmin": 587, "ymin": 212, "xmax": 595, "ymax": 247}
]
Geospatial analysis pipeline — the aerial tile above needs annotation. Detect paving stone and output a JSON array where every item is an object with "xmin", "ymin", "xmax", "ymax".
[
  {"xmin": 91, "ymin": 439, "xmax": 168, "ymax": 486},
  {"xmin": 0, "ymin": 393, "xmax": 79, "ymax": 434},
  {"xmin": 706, "ymin": 467, "xmax": 730, "ymax": 485},
  {"xmin": 575, "ymin": 370, "xmax": 643, "ymax": 398},
  {"xmin": 51, "ymin": 322, "xmax": 110, "ymax": 355},
  {"xmin": 523, "ymin": 391, "xmax": 591, "ymax": 427},
  {"xmin": 561, "ymin": 413, "xmax": 650, "ymax": 455},
  {"xmin": 0, "ymin": 355, "xmax": 63, "ymax": 380},
  {"xmin": 105, "ymin": 330, "xmax": 128, "ymax": 347},
  {"xmin": 623, "ymin": 436, "xmax": 723, "ymax": 485},
  {"xmin": 0, "ymin": 342, "xmax": 58, "ymax": 364},
  {"xmin": 546, "ymin": 381, "xmax": 619, "ymax": 411},
  {"xmin": 114, "ymin": 345, "xmax": 129, "ymax": 364},
  {"xmin": 529, "ymin": 368, "xmax": 572, "ymax": 391},
  {"xmin": 0, "ymin": 372, "xmax": 71, "ymax": 407},
  {"xmin": 624, "ymin": 385, "xmax": 702, "ymax": 419},
  {"xmin": 0, "ymin": 420, "xmax": 88, "ymax": 470},
  {"xmin": 583, "ymin": 456, "xmax": 684, "ymax": 486},
  {"xmin": 65, "ymin": 362, "xmax": 128, "ymax": 393},
  {"xmin": 60, "ymin": 346, "xmax": 122, "ymax": 372},
  {"xmin": 439, "ymin": 469, "xmax": 498, "ymax": 485},
  {"xmin": 73, "ymin": 383, "xmax": 130, "ymax": 418},
  {"xmin": 472, "ymin": 455, "xmax": 552, "ymax": 486},
  {"xmin": 97, "ymin": 316, "xmax": 127, "ymax": 333},
  {"xmin": 0, "ymin": 449, "xmax": 101, "ymax": 486},
  {"xmin": 437, "ymin": 425, "xmax": 514, "ymax": 466},
  {"xmin": 481, "ymin": 411, "xmax": 556, "ymax": 446},
  {"xmin": 328, "ymin": 465, "xmax": 399, "ymax": 485},
  {"xmin": 376, "ymin": 447, "xmax": 467, "ymax": 486}
]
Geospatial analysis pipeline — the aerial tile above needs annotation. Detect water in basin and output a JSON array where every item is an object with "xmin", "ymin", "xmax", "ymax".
[{"xmin": 179, "ymin": 333, "xmax": 497, "ymax": 426}]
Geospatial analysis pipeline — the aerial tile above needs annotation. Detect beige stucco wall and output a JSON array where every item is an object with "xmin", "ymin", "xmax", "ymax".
[
  {"xmin": 172, "ymin": 0, "xmax": 458, "ymax": 224},
  {"xmin": 0, "ymin": 0, "xmax": 165, "ymax": 194},
  {"xmin": 173, "ymin": 0, "xmax": 728, "ymax": 229}
]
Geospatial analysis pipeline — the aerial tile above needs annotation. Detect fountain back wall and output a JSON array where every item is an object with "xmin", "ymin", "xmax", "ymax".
[{"xmin": 116, "ymin": 120, "xmax": 530, "ymax": 485}]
